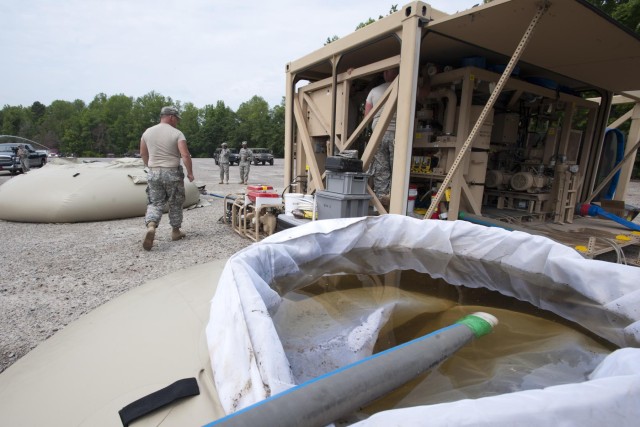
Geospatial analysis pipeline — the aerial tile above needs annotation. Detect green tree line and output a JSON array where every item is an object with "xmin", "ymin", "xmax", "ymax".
[{"xmin": 0, "ymin": 92, "xmax": 285, "ymax": 158}]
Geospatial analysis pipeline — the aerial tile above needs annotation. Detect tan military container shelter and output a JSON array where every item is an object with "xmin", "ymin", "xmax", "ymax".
[{"xmin": 283, "ymin": 0, "xmax": 640, "ymax": 257}]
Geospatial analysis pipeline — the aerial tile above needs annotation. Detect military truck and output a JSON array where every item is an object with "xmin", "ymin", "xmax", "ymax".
[{"xmin": 252, "ymin": 148, "xmax": 274, "ymax": 165}]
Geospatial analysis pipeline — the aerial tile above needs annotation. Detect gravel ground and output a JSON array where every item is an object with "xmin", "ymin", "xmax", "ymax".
[
  {"xmin": 0, "ymin": 158, "xmax": 282, "ymax": 373},
  {"xmin": 1, "ymin": 158, "xmax": 639, "ymax": 374}
]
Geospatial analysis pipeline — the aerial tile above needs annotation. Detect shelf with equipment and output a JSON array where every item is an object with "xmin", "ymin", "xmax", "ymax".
[{"xmin": 408, "ymin": 65, "xmax": 598, "ymax": 221}]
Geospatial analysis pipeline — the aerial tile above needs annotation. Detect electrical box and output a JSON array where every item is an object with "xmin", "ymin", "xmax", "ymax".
[{"xmin": 491, "ymin": 113, "xmax": 520, "ymax": 144}]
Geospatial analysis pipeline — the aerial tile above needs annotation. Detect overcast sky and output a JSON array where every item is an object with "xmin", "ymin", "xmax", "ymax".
[{"xmin": 2, "ymin": 1, "xmax": 479, "ymax": 110}]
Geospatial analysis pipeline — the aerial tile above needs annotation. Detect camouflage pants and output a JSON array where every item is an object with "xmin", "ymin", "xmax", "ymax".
[
  {"xmin": 145, "ymin": 168, "xmax": 185, "ymax": 228},
  {"xmin": 368, "ymin": 130, "xmax": 395, "ymax": 198},
  {"xmin": 20, "ymin": 156, "xmax": 30, "ymax": 173},
  {"xmin": 239, "ymin": 162, "xmax": 250, "ymax": 183},
  {"xmin": 219, "ymin": 162, "xmax": 230, "ymax": 182}
]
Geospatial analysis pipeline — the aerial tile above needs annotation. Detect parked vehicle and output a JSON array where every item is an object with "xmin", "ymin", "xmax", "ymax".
[
  {"xmin": 252, "ymin": 148, "xmax": 274, "ymax": 165},
  {"xmin": 214, "ymin": 147, "xmax": 240, "ymax": 165},
  {"xmin": 229, "ymin": 148, "xmax": 240, "ymax": 165},
  {"xmin": 0, "ymin": 143, "xmax": 47, "ymax": 174}
]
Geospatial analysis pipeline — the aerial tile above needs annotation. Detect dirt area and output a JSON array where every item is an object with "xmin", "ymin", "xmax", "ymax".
[
  {"xmin": 1, "ymin": 159, "xmax": 639, "ymax": 374},
  {"xmin": 0, "ymin": 158, "xmax": 283, "ymax": 373}
]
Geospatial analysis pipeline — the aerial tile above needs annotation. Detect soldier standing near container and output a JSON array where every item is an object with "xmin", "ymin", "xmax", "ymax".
[
  {"xmin": 365, "ymin": 68, "xmax": 429, "ymax": 209},
  {"xmin": 365, "ymin": 68, "xmax": 399, "ymax": 207},
  {"xmin": 140, "ymin": 106, "xmax": 195, "ymax": 251},
  {"xmin": 238, "ymin": 141, "xmax": 253, "ymax": 185},
  {"xmin": 218, "ymin": 142, "xmax": 230, "ymax": 184},
  {"xmin": 17, "ymin": 144, "xmax": 30, "ymax": 173}
]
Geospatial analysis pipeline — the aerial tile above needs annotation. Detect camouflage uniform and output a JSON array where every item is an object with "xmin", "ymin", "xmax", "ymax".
[
  {"xmin": 366, "ymin": 70, "xmax": 398, "ymax": 201},
  {"xmin": 17, "ymin": 145, "xmax": 30, "ymax": 173},
  {"xmin": 219, "ymin": 147, "xmax": 230, "ymax": 184},
  {"xmin": 145, "ymin": 167, "xmax": 186, "ymax": 228},
  {"xmin": 238, "ymin": 146, "xmax": 253, "ymax": 184},
  {"xmin": 369, "ymin": 130, "xmax": 394, "ymax": 198}
]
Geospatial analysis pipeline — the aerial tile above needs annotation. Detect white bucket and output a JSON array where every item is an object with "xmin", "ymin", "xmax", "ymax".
[{"xmin": 284, "ymin": 193, "xmax": 304, "ymax": 216}]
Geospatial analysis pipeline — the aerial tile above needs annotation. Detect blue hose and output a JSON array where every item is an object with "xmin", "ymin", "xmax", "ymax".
[{"xmin": 579, "ymin": 203, "xmax": 640, "ymax": 232}]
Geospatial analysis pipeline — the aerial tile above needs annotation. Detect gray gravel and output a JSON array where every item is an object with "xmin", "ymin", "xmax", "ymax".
[{"xmin": 0, "ymin": 158, "xmax": 284, "ymax": 373}]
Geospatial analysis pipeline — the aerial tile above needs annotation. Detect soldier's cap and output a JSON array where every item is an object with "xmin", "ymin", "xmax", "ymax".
[
  {"xmin": 222, "ymin": 142, "xmax": 228, "ymax": 147},
  {"xmin": 241, "ymin": 141, "xmax": 248, "ymax": 145},
  {"xmin": 160, "ymin": 106, "xmax": 181, "ymax": 119}
]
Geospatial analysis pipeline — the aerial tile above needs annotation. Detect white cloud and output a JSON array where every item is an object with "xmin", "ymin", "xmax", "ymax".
[{"xmin": 1, "ymin": 0, "xmax": 479, "ymax": 109}]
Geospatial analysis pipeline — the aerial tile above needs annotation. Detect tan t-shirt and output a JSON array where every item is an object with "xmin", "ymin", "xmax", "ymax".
[
  {"xmin": 366, "ymin": 82, "xmax": 396, "ymax": 131},
  {"xmin": 142, "ymin": 123, "xmax": 186, "ymax": 168}
]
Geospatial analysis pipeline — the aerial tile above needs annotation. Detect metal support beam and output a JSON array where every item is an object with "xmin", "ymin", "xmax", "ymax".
[
  {"xmin": 615, "ymin": 102, "xmax": 640, "ymax": 199},
  {"xmin": 389, "ymin": 11, "xmax": 423, "ymax": 215},
  {"xmin": 284, "ymin": 67, "xmax": 295, "ymax": 189},
  {"xmin": 293, "ymin": 96, "xmax": 325, "ymax": 193},
  {"xmin": 585, "ymin": 138, "xmax": 640, "ymax": 204},
  {"xmin": 329, "ymin": 54, "xmax": 341, "ymax": 156}
]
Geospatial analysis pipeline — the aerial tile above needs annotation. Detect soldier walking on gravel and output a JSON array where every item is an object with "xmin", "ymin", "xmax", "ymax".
[
  {"xmin": 140, "ymin": 106, "xmax": 195, "ymax": 251},
  {"xmin": 238, "ymin": 141, "xmax": 253, "ymax": 184},
  {"xmin": 218, "ymin": 142, "xmax": 230, "ymax": 184},
  {"xmin": 17, "ymin": 144, "xmax": 30, "ymax": 173}
]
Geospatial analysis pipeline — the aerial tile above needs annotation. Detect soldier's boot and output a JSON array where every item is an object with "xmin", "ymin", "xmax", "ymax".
[
  {"xmin": 171, "ymin": 227, "xmax": 186, "ymax": 241},
  {"xmin": 143, "ymin": 222, "xmax": 157, "ymax": 251},
  {"xmin": 219, "ymin": 181, "xmax": 224, "ymax": 184}
]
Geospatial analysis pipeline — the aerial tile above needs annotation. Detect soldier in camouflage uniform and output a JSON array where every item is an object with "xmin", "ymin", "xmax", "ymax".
[
  {"xmin": 218, "ymin": 142, "xmax": 230, "ymax": 184},
  {"xmin": 140, "ymin": 106, "xmax": 195, "ymax": 251},
  {"xmin": 17, "ymin": 144, "xmax": 30, "ymax": 173},
  {"xmin": 238, "ymin": 141, "xmax": 253, "ymax": 185},
  {"xmin": 364, "ymin": 69, "xmax": 430, "ymax": 210},
  {"xmin": 365, "ymin": 68, "xmax": 399, "ymax": 207}
]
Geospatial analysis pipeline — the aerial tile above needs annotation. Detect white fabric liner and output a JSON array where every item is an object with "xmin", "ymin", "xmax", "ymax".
[
  {"xmin": 0, "ymin": 158, "xmax": 200, "ymax": 222},
  {"xmin": 206, "ymin": 215, "xmax": 640, "ymax": 425}
]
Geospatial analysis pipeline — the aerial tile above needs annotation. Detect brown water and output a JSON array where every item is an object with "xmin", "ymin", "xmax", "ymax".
[{"xmin": 273, "ymin": 266, "xmax": 616, "ymax": 418}]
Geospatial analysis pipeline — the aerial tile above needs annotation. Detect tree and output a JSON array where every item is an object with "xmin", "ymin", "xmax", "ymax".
[
  {"xmin": 325, "ymin": 35, "xmax": 339, "ymax": 45},
  {"xmin": 84, "ymin": 94, "xmax": 110, "ymax": 156},
  {"xmin": 268, "ymin": 99, "xmax": 286, "ymax": 157},
  {"xmin": 0, "ymin": 106, "xmax": 28, "ymax": 137},
  {"xmin": 39, "ymin": 100, "xmax": 85, "ymax": 155},
  {"xmin": 132, "ymin": 91, "xmax": 172, "ymax": 133},
  {"xmin": 199, "ymin": 101, "xmax": 238, "ymax": 155},
  {"xmin": 30, "ymin": 102, "xmax": 46, "ymax": 125},
  {"xmin": 178, "ymin": 103, "xmax": 204, "ymax": 156},
  {"xmin": 236, "ymin": 96, "xmax": 271, "ymax": 148},
  {"xmin": 610, "ymin": 0, "xmax": 640, "ymax": 32},
  {"xmin": 104, "ymin": 94, "xmax": 136, "ymax": 155}
]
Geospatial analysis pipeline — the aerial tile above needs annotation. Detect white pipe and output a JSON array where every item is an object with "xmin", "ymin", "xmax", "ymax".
[{"xmin": 207, "ymin": 312, "xmax": 497, "ymax": 427}]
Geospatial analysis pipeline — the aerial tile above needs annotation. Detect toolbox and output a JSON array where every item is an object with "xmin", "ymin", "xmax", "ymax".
[
  {"xmin": 246, "ymin": 184, "xmax": 274, "ymax": 192},
  {"xmin": 325, "ymin": 171, "xmax": 369, "ymax": 195},
  {"xmin": 325, "ymin": 156, "xmax": 363, "ymax": 173},
  {"xmin": 247, "ymin": 191, "xmax": 282, "ymax": 209},
  {"xmin": 315, "ymin": 190, "xmax": 370, "ymax": 219}
]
